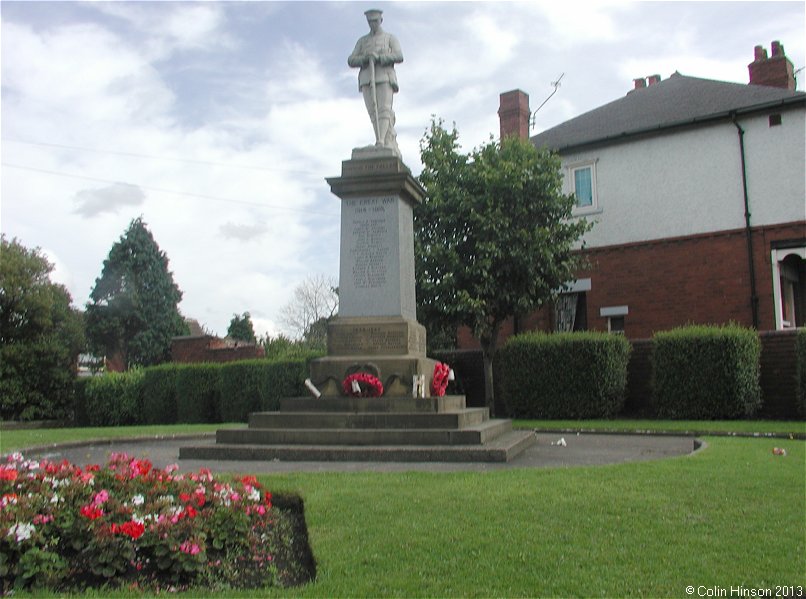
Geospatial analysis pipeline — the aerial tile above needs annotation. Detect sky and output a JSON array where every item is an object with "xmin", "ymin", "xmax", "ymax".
[{"xmin": 2, "ymin": 1, "xmax": 804, "ymax": 339}]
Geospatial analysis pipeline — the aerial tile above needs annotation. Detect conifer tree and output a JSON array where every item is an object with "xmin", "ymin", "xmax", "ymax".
[
  {"xmin": 227, "ymin": 312, "xmax": 257, "ymax": 343},
  {"xmin": 85, "ymin": 218, "xmax": 188, "ymax": 368}
]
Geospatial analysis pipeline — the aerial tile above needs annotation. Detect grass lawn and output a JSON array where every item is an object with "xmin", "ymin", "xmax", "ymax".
[
  {"xmin": 0, "ymin": 423, "xmax": 242, "ymax": 453},
  {"xmin": 515, "ymin": 419, "xmax": 806, "ymax": 437},
  {"xmin": 2, "ymin": 424, "xmax": 804, "ymax": 597}
]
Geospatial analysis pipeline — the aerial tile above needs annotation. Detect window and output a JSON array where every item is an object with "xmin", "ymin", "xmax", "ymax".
[
  {"xmin": 574, "ymin": 168, "xmax": 593, "ymax": 207},
  {"xmin": 769, "ymin": 113, "xmax": 782, "ymax": 127},
  {"xmin": 567, "ymin": 160, "xmax": 598, "ymax": 214},
  {"xmin": 600, "ymin": 306, "xmax": 628, "ymax": 335},
  {"xmin": 607, "ymin": 316, "xmax": 625, "ymax": 334}
]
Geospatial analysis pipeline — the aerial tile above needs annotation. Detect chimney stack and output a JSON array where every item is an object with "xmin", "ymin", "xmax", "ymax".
[
  {"xmin": 748, "ymin": 41, "xmax": 795, "ymax": 90},
  {"xmin": 498, "ymin": 90, "xmax": 531, "ymax": 140},
  {"xmin": 633, "ymin": 77, "xmax": 647, "ymax": 90},
  {"xmin": 647, "ymin": 74, "xmax": 661, "ymax": 86}
]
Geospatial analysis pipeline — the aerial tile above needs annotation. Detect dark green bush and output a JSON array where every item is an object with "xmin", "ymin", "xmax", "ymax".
[
  {"xmin": 72, "ymin": 378, "xmax": 92, "ymax": 426},
  {"xmin": 496, "ymin": 332, "xmax": 632, "ymax": 418},
  {"xmin": 83, "ymin": 370, "xmax": 145, "ymax": 426},
  {"xmin": 141, "ymin": 364, "xmax": 180, "ymax": 424},
  {"xmin": 652, "ymin": 324, "xmax": 761, "ymax": 419},
  {"xmin": 797, "ymin": 329, "xmax": 806, "ymax": 418},
  {"xmin": 218, "ymin": 358, "xmax": 310, "ymax": 422},
  {"xmin": 0, "ymin": 339, "xmax": 77, "ymax": 421},
  {"xmin": 176, "ymin": 364, "xmax": 221, "ymax": 423}
]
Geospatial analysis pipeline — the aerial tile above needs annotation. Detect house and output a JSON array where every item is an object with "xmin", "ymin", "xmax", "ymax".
[{"xmin": 458, "ymin": 41, "xmax": 805, "ymax": 347}]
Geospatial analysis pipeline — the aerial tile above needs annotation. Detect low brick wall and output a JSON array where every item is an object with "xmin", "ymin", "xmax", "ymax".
[{"xmin": 171, "ymin": 335, "xmax": 264, "ymax": 364}]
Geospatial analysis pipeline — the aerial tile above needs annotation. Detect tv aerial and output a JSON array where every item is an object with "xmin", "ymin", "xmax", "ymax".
[{"xmin": 530, "ymin": 73, "xmax": 565, "ymax": 131}]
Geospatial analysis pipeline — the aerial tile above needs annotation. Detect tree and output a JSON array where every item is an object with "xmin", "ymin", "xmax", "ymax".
[
  {"xmin": 279, "ymin": 274, "xmax": 338, "ymax": 346},
  {"xmin": 415, "ymin": 120, "xmax": 591, "ymax": 414},
  {"xmin": 85, "ymin": 217, "xmax": 188, "ymax": 369},
  {"xmin": 227, "ymin": 312, "xmax": 257, "ymax": 343},
  {"xmin": 0, "ymin": 236, "xmax": 85, "ymax": 420}
]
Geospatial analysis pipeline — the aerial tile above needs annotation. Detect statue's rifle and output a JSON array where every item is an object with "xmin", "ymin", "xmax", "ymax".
[{"xmin": 369, "ymin": 56, "xmax": 381, "ymax": 144}]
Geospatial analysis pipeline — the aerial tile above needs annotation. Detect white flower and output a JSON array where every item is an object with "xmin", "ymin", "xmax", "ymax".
[
  {"xmin": 132, "ymin": 494, "xmax": 145, "ymax": 506},
  {"xmin": 50, "ymin": 494, "xmax": 61, "ymax": 504},
  {"xmin": 247, "ymin": 488, "xmax": 261, "ymax": 502},
  {"xmin": 8, "ymin": 522, "xmax": 35, "ymax": 543}
]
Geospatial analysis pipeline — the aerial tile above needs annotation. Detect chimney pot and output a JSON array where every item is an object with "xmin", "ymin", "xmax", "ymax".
[{"xmin": 748, "ymin": 41, "xmax": 795, "ymax": 90}]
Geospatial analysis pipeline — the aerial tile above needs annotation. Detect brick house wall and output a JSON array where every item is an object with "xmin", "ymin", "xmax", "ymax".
[{"xmin": 171, "ymin": 335, "xmax": 265, "ymax": 364}]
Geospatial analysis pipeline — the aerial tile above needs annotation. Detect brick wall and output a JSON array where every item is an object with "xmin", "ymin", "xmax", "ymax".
[
  {"xmin": 758, "ymin": 329, "xmax": 800, "ymax": 418},
  {"xmin": 171, "ymin": 335, "xmax": 264, "ymax": 364},
  {"xmin": 456, "ymin": 221, "xmax": 805, "ymax": 348}
]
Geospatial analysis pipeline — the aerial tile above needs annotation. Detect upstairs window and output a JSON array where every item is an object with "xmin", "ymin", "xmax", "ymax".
[
  {"xmin": 574, "ymin": 167, "xmax": 593, "ymax": 207},
  {"xmin": 567, "ymin": 160, "xmax": 598, "ymax": 214}
]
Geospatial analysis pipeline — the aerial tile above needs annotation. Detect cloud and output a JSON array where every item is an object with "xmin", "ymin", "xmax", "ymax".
[
  {"xmin": 72, "ymin": 183, "xmax": 145, "ymax": 217},
  {"xmin": 219, "ymin": 221, "xmax": 269, "ymax": 241}
]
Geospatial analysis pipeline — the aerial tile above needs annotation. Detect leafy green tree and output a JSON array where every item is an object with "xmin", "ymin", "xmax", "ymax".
[
  {"xmin": 0, "ymin": 236, "xmax": 85, "ymax": 420},
  {"xmin": 85, "ymin": 217, "xmax": 188, "ymax": 369},
  {"xmin": 415, "ymin": 120, "xmax": 591, "ymax": 414},
  {"xmin": 227, "ymin": 312, "xmax": 257, "ymax": 343}
]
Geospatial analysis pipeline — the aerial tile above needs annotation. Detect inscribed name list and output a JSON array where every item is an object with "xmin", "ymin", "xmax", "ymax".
[{"xmin": 339, "ymin": 196, "xmax": 412, "ymax": 318}]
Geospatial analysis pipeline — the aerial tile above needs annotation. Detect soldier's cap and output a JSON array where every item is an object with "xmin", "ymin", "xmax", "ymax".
[{"xmin": 364, "ymin": 9, "xmax": 383, "ymax": 20}]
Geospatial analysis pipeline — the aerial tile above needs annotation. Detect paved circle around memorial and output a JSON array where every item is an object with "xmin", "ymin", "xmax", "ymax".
[{"xmin": 20, "ymin": 432, "xmax": 703, "ymax": 474}]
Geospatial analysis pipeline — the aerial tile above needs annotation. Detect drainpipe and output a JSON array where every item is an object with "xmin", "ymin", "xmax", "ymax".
[{"xmin": 731, "ymin": 114, "xmax": 760, "ymax": 329}]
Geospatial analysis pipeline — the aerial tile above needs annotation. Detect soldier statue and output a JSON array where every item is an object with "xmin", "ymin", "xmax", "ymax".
[{"xmin": 348, "ymin": 9, "xmax": 403, "ymax": 155}]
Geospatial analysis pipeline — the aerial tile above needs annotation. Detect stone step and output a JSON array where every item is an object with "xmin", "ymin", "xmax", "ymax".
[
  {"xmin": 179, "ymin": 429, "xmax": 537, "ymax": 463},
  {"xmin": 248, "ymin": 408, "xmax": 488, "ymax": 430},
  {"xmin": 278, "ymin": 395, "xmax": 466, "ymax": 413},
  {"xmin": 216, "ymin": 419, "xmax": 512, "ymax": 447}
]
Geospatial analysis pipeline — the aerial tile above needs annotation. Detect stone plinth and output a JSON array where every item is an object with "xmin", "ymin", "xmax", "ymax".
[{"xmin": 310, "ymin": 155, "xmax": 435, "ymax": 396}]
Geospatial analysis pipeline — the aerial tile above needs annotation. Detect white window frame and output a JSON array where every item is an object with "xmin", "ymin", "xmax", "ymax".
[
  {"xmin": 771, "ymin": 247, "xmax": 806, "ymax": 330},
  {"xmin": 566, "ymin": 159, "xmax": 600, "ymax": 216}
]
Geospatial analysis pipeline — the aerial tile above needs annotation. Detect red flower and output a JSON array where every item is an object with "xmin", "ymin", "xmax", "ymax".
[
  {"xmin": 130, "ymin": 459, "xmax": 152, "ymax": 478},
  {"xmin": 240, "ymin": 475, "xmax": 259, "ymax": 488},
  {"xmin": 0, "ymin": 467, "xmax": 18, "ymax": 482},
  {"xmin": 119, "ymin": 521, "xmax": 145, "ymax": 539},
  {"xmin": 80, "ymin": 505, "xmax": 104, "ymax": 520}
]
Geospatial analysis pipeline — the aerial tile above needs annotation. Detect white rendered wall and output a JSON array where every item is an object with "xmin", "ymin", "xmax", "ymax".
[{"xmin": 563, "ymin": 108, "xmax": 805, "ymax": 249}]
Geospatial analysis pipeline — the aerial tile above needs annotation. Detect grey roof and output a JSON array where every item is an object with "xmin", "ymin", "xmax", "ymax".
[{"xmin": 531, "ymin": 73, "xmax": 806, "ymax": 152}]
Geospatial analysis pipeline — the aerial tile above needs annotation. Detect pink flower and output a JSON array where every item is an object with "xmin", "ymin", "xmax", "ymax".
[
  {"xmin": 92, "ymin": 490, "xmax": 110, "ymax": 506},
  {"xmin": 179, "ymin": 540, "xmax": 201, "ymax": 555}
]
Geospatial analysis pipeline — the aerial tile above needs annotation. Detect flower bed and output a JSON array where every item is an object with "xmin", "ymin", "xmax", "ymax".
[{"xmin": 0, "ymin": 452, "xmax": 313, "ymax": 593}]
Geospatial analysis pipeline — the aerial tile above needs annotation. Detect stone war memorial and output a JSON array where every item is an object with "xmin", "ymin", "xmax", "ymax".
[{"xmin": 181, "ymin": 10, "xmax": 536, "ymax": 463}]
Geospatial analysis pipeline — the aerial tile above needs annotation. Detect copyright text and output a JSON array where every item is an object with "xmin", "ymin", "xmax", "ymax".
[{"xmin": 685, "ymin": 586, "xmax": 804, "ymax": 598}]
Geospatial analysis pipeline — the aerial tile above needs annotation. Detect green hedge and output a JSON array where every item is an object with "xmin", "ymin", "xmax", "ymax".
[
  {"xmin": 218, "ymin": 359, "xmax": 311, "ymax": 422},
  {"xmin": 142, "ymin": 364, "xmax": 180, "ymax": 425},
  {"xmin": 83, "ymin": 370, "xmax": 145, "ymax": 426},
  {"xmin": 496, "ymin": 332, "xmax": 632, "ymax": 419},
  {"xmin": 797, "ymin": 329, "xmax": 806, "ymax": 418},
  {"xmin": 176, "ymin": 364, "xmax": 222, "ymax": 423},
  {"xmin": 71, "ymin": 357, "xmax": 312, "ymax": 427},
  {"xmin": 652, "ymin": 325, "xmax": 761, "ymax": 419}
]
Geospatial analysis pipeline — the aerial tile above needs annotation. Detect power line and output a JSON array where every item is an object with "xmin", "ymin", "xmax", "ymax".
[
  {"xmin": 2, "ymin": 162, "xmax": 339, "ymax": 217},
  {"xmin": 2, "ymin": 137, "xmax": 321, "ymax": 176}
]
